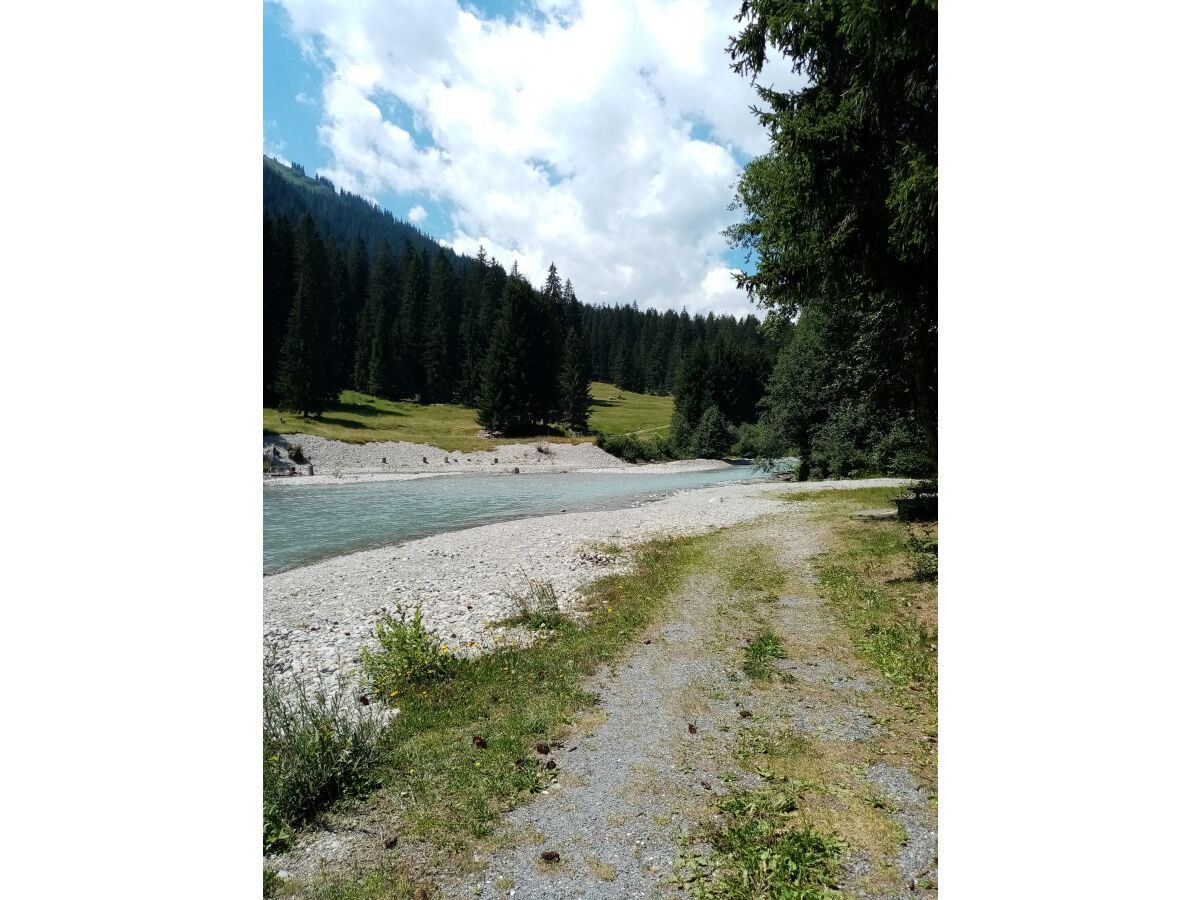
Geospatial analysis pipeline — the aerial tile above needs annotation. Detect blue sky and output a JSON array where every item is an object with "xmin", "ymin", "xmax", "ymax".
[{"xmin": 263, "ymin": 1, "xmax": 789, "ymax": 314}]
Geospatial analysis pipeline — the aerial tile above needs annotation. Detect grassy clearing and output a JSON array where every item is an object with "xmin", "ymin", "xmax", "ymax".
[
  {"xmin": 282, "ymin": 534, "xmax": 709, "ymax": 899},
  {"xmin": 587, "ymin": 382, "xmax": 674, "ymax": 436},
  {"xmin": 784, "ymin": 487, "xmax": 938, "ymax": 701},
  {"xmin": 263, "ymin": 383, "xmax": 673, "ymax": 449}
]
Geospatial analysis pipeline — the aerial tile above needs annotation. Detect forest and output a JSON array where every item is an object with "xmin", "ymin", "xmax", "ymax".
[{"xmin": 264, "ymin": 142, "xmax": 933, "ymax": 478}]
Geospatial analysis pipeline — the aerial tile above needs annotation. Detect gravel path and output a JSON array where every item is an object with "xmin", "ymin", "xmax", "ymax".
[
  {"xmin": 450, "ymin": 502, "xmax": 936, "ymax": 899},
  {"xmin": 263, "ymin": 478, "xmax": 910, "ymax": 702}
]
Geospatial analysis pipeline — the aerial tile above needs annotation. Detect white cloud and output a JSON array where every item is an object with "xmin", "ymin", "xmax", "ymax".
[
  {"xmin": 407, "ymin": 204, "xmax": 428, "ymax": 224},
  {"xmin": 273, "ymin": 0, "xmax": 803, "ymax": 316}
]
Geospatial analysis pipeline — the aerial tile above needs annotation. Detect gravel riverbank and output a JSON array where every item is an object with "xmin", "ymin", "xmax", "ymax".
[
  {"xmin": 264, "ymin": 434, "xmax": 734, "ymax": 486},
  {"xmin": 263, "ymin": 477, "xmax": 909, "ymax": 698}
]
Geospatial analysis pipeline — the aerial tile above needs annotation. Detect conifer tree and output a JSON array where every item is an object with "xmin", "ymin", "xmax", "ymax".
[
  {"xmin": 690, "ymin": 404, "xmax": 734, "ymax": 459},
  {"xmin": 477, "ymin": 273, "xmax": 535, "ymax": 434},
  {"xmin": 276, "ymin": 215, "xmax": 335, "ymax": 415},
  {"xmin": 263, "ymin": 214, "xmax": 295, "ymax": 405},
  {"xmin": 422, "ymin": 252, "xmax": 456, "ymax": 403},
  {"xmin": 353, "ymin": 242, "xmax": 395, "ymax": 396},
  {"xmin": 560, "ymin": 326, "xmax": 592, "ymax": 433}
]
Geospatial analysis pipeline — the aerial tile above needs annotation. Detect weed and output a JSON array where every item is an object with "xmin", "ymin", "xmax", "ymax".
[
  {"xmin": 361, "ymin": 607, "xmax": 460, "ymax": 700},
  {"xmin": 502, "ymin": 579, "xmax": 570, "ymax": 631},
  {"xmin": 743, "ymin": 629, "xmax": 788, "ymax": 680},
  {"xmin": 907, "ymin": 535, "xmax": 938, "ymax": 582},
  {"xmin": 263, "ymin": 868, "xmax": 281, "ymax": 898},
  {"xmin": 675, "ymin": 790, "xmax": 843, "ymax": 899},
  {"xmin": 263, "ymin": 672, "xmax": 383, "ymax": 852},
  {"xmin": 286, "ymin": 443, "xmax": 306, "ymax": 463}
]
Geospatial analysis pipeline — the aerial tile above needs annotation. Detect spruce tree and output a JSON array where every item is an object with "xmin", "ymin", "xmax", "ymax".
[
  {"xmin": 560, "ymin": 327, "xmax": 592, "ymax": 433},
  {"xmin": 690, "ymin": 404, "xmax": 734, "ymax": 459},
  {"xmin": 422, "ymin": 252, "xmax": 456, "ymax": 403},
  {"xmin": 478, "ymin": 273, "xmax": 535, "ymax": 434},
  {"xmin": 276, "ymin": 216, "xmax": 335, "ymax": 415}
]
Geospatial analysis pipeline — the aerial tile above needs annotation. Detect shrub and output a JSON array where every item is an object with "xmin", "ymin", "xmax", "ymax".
[
  {"xmin": 792, "ymin": 458, "xmax": 811, "ymax": 482},
  {"xmin": 263, "ymin": 673, "xmax": 382, "ymax": 852},
  {"xmin": 595, "ymin": 431, "xmax": 674, "ymax": 463},
  {"xmin": 286, "ymin": 443, "xmax": 306, "ymax": 463},
  {"xmin": 872, "ymin": 419, "xmax": 934, "ymax": 477},
  {"xmin": 360, "ymin": 607, "xmax": 459, "ymax": 700},
  {"xmin": 263, "ymin": 454, "xmax": 273, "ymax": 473}
]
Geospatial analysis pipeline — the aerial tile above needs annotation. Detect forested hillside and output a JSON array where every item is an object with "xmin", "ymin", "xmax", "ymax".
[
  {"xmin": 264, "ymin": 151, "xmax": 932, "ymax": 476},
  {"xmin": 264, "ymin": 158, "xmax": 784, "ymax": 442}
]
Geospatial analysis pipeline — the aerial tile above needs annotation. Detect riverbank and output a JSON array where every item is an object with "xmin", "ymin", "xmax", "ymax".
[
  {"xmin": 263, "ymin": 478, "xmax": 910, "ymax": 700},
  {"xmin": 264, "ymin": 433, "xmax": 736, "ymax": 486}
]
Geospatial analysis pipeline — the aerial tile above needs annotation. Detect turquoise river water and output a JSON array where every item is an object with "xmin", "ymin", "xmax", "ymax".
[{"xmin": 263, "ymin": 465, "xmax": 767, "ymax": 574}]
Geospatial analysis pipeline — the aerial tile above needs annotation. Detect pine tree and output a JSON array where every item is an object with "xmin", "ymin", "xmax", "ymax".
[
  {"xmin": 690, "ymin": 405, "xmax": 734, "ymax": 459},
  {"xmin": 560, "ymin": 327, "xmax": 592, "ymax": 433},
  {"xmin": 353, "ymin": 242, "xmax": 395, "ymax": 396},
  {"xmin": 422, "ymin": 252, "xmax": 456, "ymax": 403},
  {"xmin": 263, "ymin": 214, "xmax": 295, "ymax": 405},
  {"xmin": 477, "ymin": 274, "xmax": 535, "ymax": 434},
  {"xmin": 276, "ymin": 216, "xmax": 335, "ymax": 415}
]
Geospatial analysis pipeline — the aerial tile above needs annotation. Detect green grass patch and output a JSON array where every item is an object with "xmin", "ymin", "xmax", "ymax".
[
  {"xmin": 785, "ymin": 487, "xmax": 938, "ymax": 701},
  {"xmin": 499, "ymin": 579, "xmax": 571, "ymax": 631},
  {"xmin": 264, "ymin": 383, "xmax": 673, "ymax": 450},
  {"xmin": 719, "ymin": 543, "xmax": 787, "ymax": 598},
  {"xmin": 675, "ymin": 789, "xmax": 844, "ymax": 899},
  {"xmin": 354, "ymin": 534, "xmax": 708, "ymax": 852},
  {"xmin": 263, "ymin": 674, "xmax": 383, "ymax": 852},
  {"xmin": 743, "ymin": 629, "xmax": 788, "ymax": 681},
  {"xmin": 587, "ymin": 382, "xmax": 674, "ymax": 436}
]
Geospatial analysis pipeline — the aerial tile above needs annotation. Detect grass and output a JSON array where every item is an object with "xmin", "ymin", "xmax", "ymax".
[
  {"xmin": 263, "ymin": 383, "xmax": 674, "ymax": 450},
  {"xmin": 587, "ymin": 382, "xmax": 674, "ymax": 436},
  {"xmin": 499, "ymin": 579, "xmax": 571, "ymax": 631},
  {"xmin": 283, "ymin": 534, "xmax": 709, "ymax": 898},
  {"xmin": 263, "ymin": 672, "xmax": 384, "ymax": 852},
  {"xmin": 674, "ymin": 785, "xmax": 844, "ymax": 899},
  {"xmin": 784, "ymin": 486, "xmax": 938, "ymax": 700},
  {"xmin": 742, "ymin": 629, "xmax": 788, "ymax": 680}
]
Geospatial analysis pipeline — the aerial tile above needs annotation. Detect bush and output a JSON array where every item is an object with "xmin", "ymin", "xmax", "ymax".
[
  {"xmin": 595, "ymin": 431, "xmax": 674, "ymax": 463},
  {"xmin": 871, "ymin": 419, "xmax": 934, "ymax": 477},
  {"xmin": 732, "ymin": 421, "xmax": 788, "ymax": 460},
  {"xmin": 263, "ymin": 673, "xmax": 382, "ymax": 852},
  {"xmin": 286, "ymin": 443, "xmax": 306, "ymax": 463},
  {"xmin": 360, "ymin": 607, "xmax": 459, "ymax": 700}
]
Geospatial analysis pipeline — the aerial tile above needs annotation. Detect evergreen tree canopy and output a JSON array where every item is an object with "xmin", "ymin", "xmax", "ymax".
[{"xmin": 726, "ymin": 0, "xmax": 937, "ymax": 462}]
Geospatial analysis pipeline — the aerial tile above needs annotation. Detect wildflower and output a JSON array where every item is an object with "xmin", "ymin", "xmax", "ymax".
[
  {"xmin": 389, "ymin": 690, "xmax": 398, "ymax": 698},
  {"xmin": 474, "ymin": 761, "xmax": 481, "ymax": 768},
  {"xmin": 408, "ymin": 768, "xmax": 415, "ymax": 775}
]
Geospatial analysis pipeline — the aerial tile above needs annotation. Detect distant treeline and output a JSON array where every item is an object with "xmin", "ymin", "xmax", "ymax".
[{"xmin": 263, "ymin": 210, "xmax": 783, "ymax": 437}]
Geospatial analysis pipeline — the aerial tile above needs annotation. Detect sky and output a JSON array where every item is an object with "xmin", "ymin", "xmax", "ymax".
[{"xmin": 264, "ymin": 0, "xmax": 804, "ymax": 316}]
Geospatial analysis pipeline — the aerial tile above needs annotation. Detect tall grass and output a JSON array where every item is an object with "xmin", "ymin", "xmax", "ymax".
[{"xmin": 263, "ymin": 671, "xmax": 383, "ymax": 851}]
